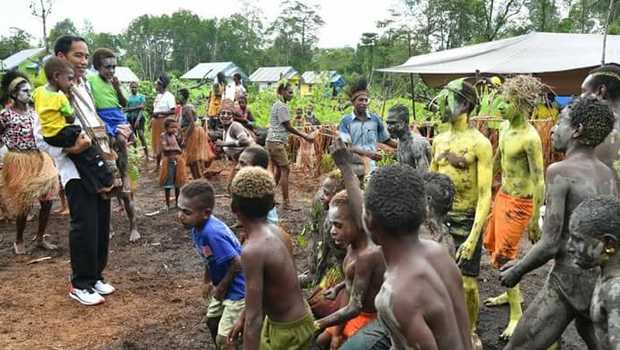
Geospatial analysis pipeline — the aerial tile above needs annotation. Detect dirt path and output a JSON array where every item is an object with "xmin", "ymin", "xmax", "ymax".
[{"xmin": 0, "ymin": 161, "xmax": 584, "ymax": 350}]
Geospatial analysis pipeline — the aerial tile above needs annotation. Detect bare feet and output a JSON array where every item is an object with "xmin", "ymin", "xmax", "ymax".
[
  {"xmin": 500, "ymin": 320, "xmax": 519, "ymax": 340},
  {"xmin": 471, "ymin": 332, "xmax": 483, "ymax": 350},
  {"xmin": 14, "ymin": 241, "xmax": 26, "ymax": 255},
  {"xmin": 129, "ymin": 229, "xmax": 141, "ymax": 242},
  {"xmin": 484, "ymin": 291, "xmax": 523, "ymax": 307},
  {"xmin": 54, "ymin": 206, "xmax": 70, "ymax": 215},
  {"xmin": 34, "ymin": 237, "xmax": 58, "ymax": 251}
]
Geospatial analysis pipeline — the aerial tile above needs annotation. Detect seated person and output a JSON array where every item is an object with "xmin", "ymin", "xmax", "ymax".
[
  {"xmin": 314, "ymin": 138, "xmax": 386, "ymax": 349},
  {"xmin": 177, "ymin": 180, "xmax": 246, "ymax": 350},
  {"xmin": 33, "ymin": 57, "xmax": 114, "ymax": 194},
  {"xmin": 567, "ymin": 196, "xmax": 620, "ymax": 350}
]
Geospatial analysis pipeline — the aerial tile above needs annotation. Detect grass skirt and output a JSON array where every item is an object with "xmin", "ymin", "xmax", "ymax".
[
  {"xmin": 159, "ymin": 155, "xmax": 188, "ymax": 188},
  {"xmin": 0, "ymin": 151, "xmax": 59, "ymax": 216},
  {"xmin": 151, "ymin": 117, "xmax": 166, "ymax": 156},
  {"xmin": 184, "ymin": 126, "xmax": 215, "ymax": 164}
]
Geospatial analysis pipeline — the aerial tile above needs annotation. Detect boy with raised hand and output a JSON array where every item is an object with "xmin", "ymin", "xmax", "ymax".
[
  {"xmin": 177, "ymin": 180, "xmax": 246, "ymax": 350},
  {"xmin": 229, "ymin": 166, "xmax": 315, "ymax": 350},
  {"xmin": 501, "ymin": 97, "xmax": 618, "ymax": 350},
  {"xmin": 567, "ymin": 196, "xmax": 620, "ymax": 350},
  {"xmin": 363, "ymin": 163, "xmax": 472, "ymax": 350},
  {"xmin": 314, "ymin": 138, "xmax": 386, "ymax": 349}
]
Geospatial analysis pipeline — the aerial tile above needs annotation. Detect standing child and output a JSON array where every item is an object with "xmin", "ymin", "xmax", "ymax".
[
  {"xmin": 181, "ymin": 101, "xmax": 215, "ymax": 180},
  {"xmin": 228, "ymin": 167, "xmax": 316, "ymax": 349},
  {"xmin": 159, "ymin": 117, "xmax": 187, "ymax": 209},
  {"xmin": 33, "ymin": 57, "xmax": 114, "ymax": 194},
  {"xmin": 567, "ymin": 196, "xmax": 620, "ymax": 350},
  {"xmin": 178, "ymin": 179, "xmax": 246, "ymax": 350}
]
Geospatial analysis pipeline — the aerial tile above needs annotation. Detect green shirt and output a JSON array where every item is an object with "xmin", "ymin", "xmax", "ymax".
[{"xmin": 87, "ymin": 74, "xmax": 122, "ymax": 109}]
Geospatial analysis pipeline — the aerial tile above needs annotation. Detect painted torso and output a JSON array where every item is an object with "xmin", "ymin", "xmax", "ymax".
[{"xmin": 498, "ymin": 123, "xmax": 543, "ymax": 198}]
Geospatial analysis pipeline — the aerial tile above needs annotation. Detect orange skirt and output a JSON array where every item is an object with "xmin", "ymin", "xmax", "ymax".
[
  {"xmin": 151, "ymin": 117, "xmax": 166, "ymax": 156},
  {"xmin": 159, "ymin": 155, "xmax": 188, "ymax": 188},
  {"xmin": 184, "ymin": 126, "xmax": 215, "ymax": 163},
  {"xmin": 327, "ymin": 312, "xmax": 377, "ymax": 338},
  {"xmin": 483, "ymin": 190, "xmax": 533, "ymax": 268}
]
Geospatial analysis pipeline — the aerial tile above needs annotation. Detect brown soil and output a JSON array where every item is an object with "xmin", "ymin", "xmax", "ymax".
[{"xmin": 0, "ymin": 161, "xmax": 585, "ymax": 350}]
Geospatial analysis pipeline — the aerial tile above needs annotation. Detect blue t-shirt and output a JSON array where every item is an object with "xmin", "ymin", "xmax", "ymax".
[
  {"xmin": 192, "ymin": 215, "xmax": 245, "ymax": 300},
  {"xmin": 338, "ymin": 111, "xmax": 390, "ymax": 169},
  {"xmin": 126, "ymin": 94, "xmax": 145, "ymax": 120}
]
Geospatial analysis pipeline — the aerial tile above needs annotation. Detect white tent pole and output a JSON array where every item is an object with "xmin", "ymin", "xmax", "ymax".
[{"xmin": 601, "ymin": 0, "xmax": 615, "ymax": 64}]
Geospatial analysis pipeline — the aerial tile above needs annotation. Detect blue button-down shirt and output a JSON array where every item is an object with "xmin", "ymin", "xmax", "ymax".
[{"xmin": 338, "ymin": 111, "xmax": 390, "ymax": 168}]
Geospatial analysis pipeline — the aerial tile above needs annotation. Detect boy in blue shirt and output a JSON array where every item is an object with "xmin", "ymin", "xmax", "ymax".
[{"xmin": 178, "ymin": 179, "xmax": 245, "ymax": 349}]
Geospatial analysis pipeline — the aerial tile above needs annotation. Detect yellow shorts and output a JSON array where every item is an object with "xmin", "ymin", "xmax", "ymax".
[
  {"xmin": 207, "ymin": 298, "xmax": 245, "ymax": 337},
  {"xmin": 267, "ymin": 141, "xmax": 290, "ymax": 167}
]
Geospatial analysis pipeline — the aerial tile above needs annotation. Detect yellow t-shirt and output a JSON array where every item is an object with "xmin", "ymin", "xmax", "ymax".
[{"xmin": 33, "ymin": 86, "xmax": 75, "ymax": 137}]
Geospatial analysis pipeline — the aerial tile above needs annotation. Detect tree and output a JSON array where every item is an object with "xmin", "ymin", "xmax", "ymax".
[
  {"xmin": 0, "ymin": 28, "xmax": 33, "ymax": 60},
  {"xmin": 30, "ymin": 0, "xmax": 53, "ymax": 52},
  {"xmin": 48, "ymin": 18, "xmax": 78, "ymax": 49}
]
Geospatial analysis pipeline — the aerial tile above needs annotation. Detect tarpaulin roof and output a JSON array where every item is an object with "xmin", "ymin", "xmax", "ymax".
[
  {"xmin": 181, "ymin": 62, "xmax": 246, "ymax": 80},
  {"xmin": 115, "ymin": 67, "xmax": 140, "ymax": 83},
  {"xmin": 0, "ymin": 47, "xmax": 46, "ymax": 71},
  {"xmin": 378, "ymin": 32, "xmax": 620, "ymax": 95},
  {"xmin": 249, "ymin": 66, "xmax": 298, "ymax": 83}
]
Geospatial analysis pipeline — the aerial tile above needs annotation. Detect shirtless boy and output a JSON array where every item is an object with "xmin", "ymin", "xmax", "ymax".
[
  {"xmin": 430, "ymin": 79, "xmax": 492, "ymax": 342},
  {"xmin": 314, "ymin": 138, "xmax": 386, "ymax": 349},
  {"xmin": 482, "ymin": 76, "xmax": 545, "ymax": 339},
  {"xmin": 567, "ymin": 196, "xmax": 620, "ymax": 350},
  {"xmin": 501, "ymin": 96, "xmax": 617, "ymax": 349},
  {"xmin": 229, "ymin": 167, "xmax": 315, "ymax": 349},
  {"xmin": 363, "ymin": 163, "xmax": 472, "ymax": 349}
]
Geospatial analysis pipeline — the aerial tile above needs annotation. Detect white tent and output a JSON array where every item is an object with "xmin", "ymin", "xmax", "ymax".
[
  {"xmin": 0, "ymin": 47, "xmax": 46, "ymax": 71},
  {"xmin": 379, "ymin": 32, "xmax": 620, "ymax": 95},
  {"xmin": 115, "ymin": 66, "xmax": 140, "ymax": 83},
  {"xmin": 181, "ymin": 62, "xmax": 246, "ymax": 81}
]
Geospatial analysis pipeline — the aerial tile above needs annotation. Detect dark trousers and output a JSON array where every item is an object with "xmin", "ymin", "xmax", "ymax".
[{"xmin": 65, "ymin": 179, "xmax": 111, "ymax": 290}]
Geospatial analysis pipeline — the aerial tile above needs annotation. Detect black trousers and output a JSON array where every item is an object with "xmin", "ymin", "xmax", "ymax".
[{"xmin": 65, "ymin": 179, "xmax": 111, "ymax": 290}]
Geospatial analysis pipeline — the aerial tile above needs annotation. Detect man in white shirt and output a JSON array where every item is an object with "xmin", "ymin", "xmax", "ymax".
[{"xmin": 37, "ymin": 35, "xmax": 116, "ymax": 306}]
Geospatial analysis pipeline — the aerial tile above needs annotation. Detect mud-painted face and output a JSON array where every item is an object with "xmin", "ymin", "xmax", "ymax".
[
  {"xmin": 386, "ymin": 110, "xmax": 407, "ymax": 137},
  {"xmin": 567, "ymin": 225, "xmax": 608, "ymax": 269},
  {"xmin": 13, "ymin": 82, "xmax": 32, "ymax": 104},
  {"xmin": 219, "ymin": 109, "xmax": 234, "ymax": 126},
  {"xmin": 434, "ymin": 79, "xmax": 469, "ymax": 123},
  {"xmin": 580, "ymin": 75, "xmax": 599, "ymax": 99},
  {"xmin": 99, "ymin": 57, "xmax": 116, "ymax": 81},
  {"xmin": 318, "ymin": 177, "xmax": 340, "ymax": 208},
  {"xmin": 551, "ymin": 107, "xmax": 573, "ymax": 152}
]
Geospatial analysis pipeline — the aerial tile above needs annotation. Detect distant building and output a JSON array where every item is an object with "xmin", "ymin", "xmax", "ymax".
[
  {"xmin": 181, "ymin": 62, "xmax": 247, "ymax": 81},
  {"xmin": 114, "ymin": 66, "xmax": 140, "ymax": 83},
  {"xmin": 300, "ymin": 71, "xmax": 345, "ymax": 96},
  {"xmin": 0, "ymin": 47, "xmax": 47, "ymax": 73},
  {"xmin": 249, "ymin": 66, "xmax": 299, "ymax": 91}
]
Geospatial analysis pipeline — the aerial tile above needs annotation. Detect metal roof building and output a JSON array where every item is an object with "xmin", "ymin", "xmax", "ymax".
[
  {"xmin": 114, "ymin": 67, "xmax": 140, "ymax": 83},
  {"xmin": 249, "ymin": 66, "xmax": 298, "ymax": 83},
  {"xmin": 0, "ymin": 47, "xmax": 47, "ymax": 71},
  {"xmin": 181, "ymin": 62, "xmax": 246, "ymax": 80}
]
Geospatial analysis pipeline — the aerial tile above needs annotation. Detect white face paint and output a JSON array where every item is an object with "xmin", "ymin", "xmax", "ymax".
[{"xmin": 14, "ymin": 82, "xmax": 32, "ymax": 104}]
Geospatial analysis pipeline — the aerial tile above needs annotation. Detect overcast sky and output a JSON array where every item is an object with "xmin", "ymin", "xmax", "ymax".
[{"xmin": 0, "ymin": 0, "xmax": 394, "ymax": 48}]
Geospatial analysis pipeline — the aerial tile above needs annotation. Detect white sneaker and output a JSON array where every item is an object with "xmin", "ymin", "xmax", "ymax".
[
  {"xmin": 69, "ymin": 287, "xmax": 105, "ymax": 306},
  {"xmin": 93, "ymin": 280, "xmax": 116, "ymax": 295}
]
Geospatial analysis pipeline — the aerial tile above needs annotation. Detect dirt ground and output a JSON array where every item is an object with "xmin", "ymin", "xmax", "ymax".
[{"xmin": 0, "ymin": 160, "xmax": 585, "ymax": 350}]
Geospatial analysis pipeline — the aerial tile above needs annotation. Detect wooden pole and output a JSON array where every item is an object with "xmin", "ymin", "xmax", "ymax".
[
  {"xmin": 408, "ymin": 31, "xmax": 416, "ymax": 121},
  {"xmin": 601, "ymin": 0, "xmax": 615, "ymax": 64}
]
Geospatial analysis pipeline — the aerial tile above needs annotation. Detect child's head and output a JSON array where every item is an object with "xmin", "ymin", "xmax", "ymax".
[
  {"xmin": 44, "ymin": 57, "xmax": 75, "ymax": 94},
  {"xmin": 328, "ymin": 190, "xmax": 356, "ymax": 248},
  {"xmin": 177, "ymin": 179, "xmax": 215, "ymax": 229},
  {"xmin": 552, "ymin": 96, "xmax": 614, "ymax": 152},
  {"xmin": 130, "ymin": 81, "xmax": 139, "ymax": 94},
  {"xmin": 567, "ymin": 196, "xmax": 620, "ymax": 269},
  {"xmin": 499, "ymin": 75, "xmax": 546, "ymax": 120},
  {"xmin": 422, "ymin": 172, "xmax": 455, "ymax": 237},
  {"xmin": 237, "ymin": 146, "xmax": 269, "ymax": 170},
  {"xmin": 92, "ymin": 48, "xmax": 116, "ymax": 81},
  {"xmin": 179, "ymin": 88, "xmax": 190, "ymax": 105},
  {"xmin": 230, "ymin": 167, "xmax": 276, "ymax": 220},
  {"xmin": 319, "ymin": 169, "xmax": 344, "ymax": 208},
  {"xmin": 238, "ymin": 95, "xmax": 247, "ymax": 109},
  {"xmin": 582, "ymin": 64, "xmax": 620, "ymax": 102},
  {"xmin": 164, "ymin": 117, "xmax": 179, "ymax": 134},
  {"xmin": 363, "ymin": 164, "xmax": 427, "ymax": 244}
]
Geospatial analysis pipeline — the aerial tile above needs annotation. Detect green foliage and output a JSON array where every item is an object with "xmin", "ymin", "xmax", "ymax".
[
  {"xmin": 0, "ymin": 28, "xmax": 32, "ymax": 60},
  {"xmin": 127, "ymin": 146, "xmax": 141, "ymax": 182}
]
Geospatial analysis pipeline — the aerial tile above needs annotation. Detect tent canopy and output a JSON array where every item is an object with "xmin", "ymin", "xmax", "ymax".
[
  {"xmin": 181, "ymin": 62, "xmax": 246, "ymax": 80},
  {"xmin": 250, "ymin": 66, "xmax": 298, "ymax": 83},
  {"xmin": 115, "ymin": 67, "xmax": 140, "ymax": 83},
  {"xmin": 379, "ymin": 32, "xmax": 620, "ymax": 95},
  {"xmin": 0, "ymin": 47, "xmax": 46, "ymax": 71}
]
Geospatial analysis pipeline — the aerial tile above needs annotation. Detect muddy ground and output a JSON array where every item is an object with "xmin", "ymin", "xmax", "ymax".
[{"xmin": 0, "ymin": 160, "xmax": 585, "ymax": 350}]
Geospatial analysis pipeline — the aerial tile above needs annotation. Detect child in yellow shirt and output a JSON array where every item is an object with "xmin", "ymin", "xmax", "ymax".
[{"xmin": 33, "ymin": 57, "xmax": 114, "ymax": 194}]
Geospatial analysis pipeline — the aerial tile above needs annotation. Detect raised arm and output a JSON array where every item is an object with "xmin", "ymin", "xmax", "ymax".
[
  {"xmin": 241, "ymin": 248, "xmax": 264, "ymax": 350},
  {"xmin": 456, "ymin": 139, "xmax": 493, "ymax": 262},
  {"xmin": 500, "ymin": 166, "xmax": 568, "ymax": 288},
  {"xmin": 525, "ymin": 135, "xmax": 545, "ymax": 243},
  {"xmin": 331, "ymin": 137, "xmax": 363, "ymax": 230}
]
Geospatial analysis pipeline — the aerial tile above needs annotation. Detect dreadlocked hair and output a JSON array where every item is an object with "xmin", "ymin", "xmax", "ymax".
[
  {"xmin": 347, "ymin": 77, "xmax": 368, "ymax": 99},
  {"xmin": 501, "ymin": 75, "xmax": 548, "ymax": 110},
  {"xmin": 570, "ymin": 196, "xmax": 620, "ymax": 241},
  {"xmin": 325, "ymin": 169, "xmax": 345, "ymax": 191},
  {"xmin": 568, "ymin": 96, "xmax": 615, "ymax": 147},
  {"xmin": 230, "ymin": 167, "xmax": 276, "ymax": 219},
  {"xmin": 588, "ymin": 64, "xmax": 620, "ymax": 100},
  {"xmin": 0, "ymin": 70, "xmax": 30, "ymax": 105}
]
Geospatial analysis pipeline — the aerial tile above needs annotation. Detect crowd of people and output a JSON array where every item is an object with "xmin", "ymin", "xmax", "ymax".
[{"xmin": 1, "ymin": 33, "xmax": 620, "ymax": 350}]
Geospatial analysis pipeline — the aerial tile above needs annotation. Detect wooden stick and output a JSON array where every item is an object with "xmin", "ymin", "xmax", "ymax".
[{"xmin": 26, "ymin": 256, "xmax": 52, "ymax": 265}]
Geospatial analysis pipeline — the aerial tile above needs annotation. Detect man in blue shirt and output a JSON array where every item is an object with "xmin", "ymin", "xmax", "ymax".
[
  {"xmin": 338, "ymin": 78, "xmax": 396, "ymax": 170},
  {"xmin": 177, "ymin": 179, "xmax": 245, "ymax": 349}
]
